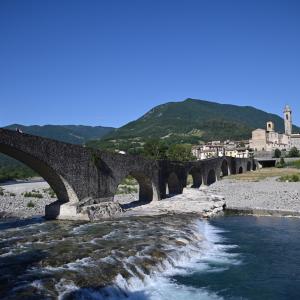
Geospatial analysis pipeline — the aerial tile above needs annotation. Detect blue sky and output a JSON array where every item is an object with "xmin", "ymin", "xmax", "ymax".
[{"xmin": 0, "ymin": 0, "xmax": 299, "ymax": 128}]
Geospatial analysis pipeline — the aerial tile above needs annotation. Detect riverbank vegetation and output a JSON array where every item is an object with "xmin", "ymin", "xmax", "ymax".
[
  {"xmin": 228, "ymin": 167, "xmax": 300, "ymax": 182},
  {"xmin": 278, "ymin": 174, "xmax": 300, "ymax": 182},
  {"xmin": 116, "ymin": 176, "xmax": 139, "ymax": 194}
]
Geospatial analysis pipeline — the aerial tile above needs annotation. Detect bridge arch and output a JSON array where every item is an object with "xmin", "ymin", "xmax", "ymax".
[
  {"xmin": 188, "ymin": 167, "xmax": 202, "ymax": 188},
  {"xmin": 0, "ymin": 144, "xmax": 77, "ymax": 205},
  {"xmin": 221, "ymin": 159, "xmax": 229, "ymax": 177},
  {"xmin": 238, "ymin": 166, "xmax": 243, "ymax": 174},
  {"xmin": 114, "ymin": 171, "xmax": 159, "ymax": 205},
  {"xmin": 167, "ymin": 172, "xmax": 182, "ymax": 196},
  {"xmin": 207, "ymin": 169, "xmax": 216, "ymax": 185}
]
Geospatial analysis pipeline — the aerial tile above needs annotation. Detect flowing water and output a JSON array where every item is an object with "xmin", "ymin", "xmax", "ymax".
[{"xmin": 0, "ymin": 214, "xmax": 300, "ymax": 299}]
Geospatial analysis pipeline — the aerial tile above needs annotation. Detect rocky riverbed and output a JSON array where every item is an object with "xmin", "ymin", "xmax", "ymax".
[
  {"xmin": 210, "ymin": 176, "xmax": 300, "ymax": 216},
  {"xmin": 0, "ymin": 181, "xmax": 55, "ymax": 218}
]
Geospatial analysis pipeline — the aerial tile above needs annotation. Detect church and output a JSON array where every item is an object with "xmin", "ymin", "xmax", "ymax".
[{"xmin": 250, "ymin": 105, "xmax": 300, "ymax": 152}]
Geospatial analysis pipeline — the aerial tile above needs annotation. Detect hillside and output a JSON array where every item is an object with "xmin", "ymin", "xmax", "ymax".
[
  {"xmin": 4, "ymin": 124, "xmax": 115, "ymax": 144},
  {"xmin": 87, "ymin": 98, "xmax": 300, "ymax": 152}
]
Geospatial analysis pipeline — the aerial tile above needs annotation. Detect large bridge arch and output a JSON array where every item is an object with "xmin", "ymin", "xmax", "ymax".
[{"xmin": 0, "ymin": 144, "xmax": 77, "ymax": 204}]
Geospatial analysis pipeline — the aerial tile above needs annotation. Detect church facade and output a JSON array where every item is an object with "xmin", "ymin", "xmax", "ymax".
[{"xmin": 250, "ymin": 105, "xmax": 300, "ymax": 152}]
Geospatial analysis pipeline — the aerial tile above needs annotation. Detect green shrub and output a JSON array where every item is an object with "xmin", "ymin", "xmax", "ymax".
[
  {"xmin": 285, "ymin": 160, "xmax": 300, "ymax": 169},
  {"xmin": 288, "ymin": 147, "xmax": 300, "ymax": 158},
  {"xmin": 43, "ymin": 187, "xmax": 56, "ymax": 198},
  {"xmin": 27, "ymin": 201, "xmax": 35, "ymax": 208},
  {"xmin": 23, "ymin": 191, "xmax": 43, "ymax": 198},
  {"xmin": 276, "ymin": 158, "xmax": 286, "ymax": 168},
  {"xmin": 274, "ymin": 148, "xmax": 281, "ymax": 158},
  {"xmin": 278, "ymin": 174, "xmax": 300, "ymax": 182}
]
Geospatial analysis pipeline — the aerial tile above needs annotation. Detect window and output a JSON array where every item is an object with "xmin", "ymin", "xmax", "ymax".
[{"xmin": 286, "ymin": 114, "xmax": 289, "ymax": 120}]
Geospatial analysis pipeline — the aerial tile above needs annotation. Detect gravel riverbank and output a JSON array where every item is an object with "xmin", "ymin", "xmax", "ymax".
[
  {"xmin": 209, "ymin": 177, "xmax": 300, "ymax": 216},
  {"xmin": 0, "ymin": 181, "xmax": 54, "ymax": 218},
  {"xmin": 1, "ymin": 176, "xmax": 300, "ymax": 219}
]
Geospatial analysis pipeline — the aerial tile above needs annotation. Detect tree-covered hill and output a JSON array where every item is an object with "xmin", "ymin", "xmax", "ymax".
[{"xmin": 87, "ymin": 98, "xmax": 300, "ymax": 152}]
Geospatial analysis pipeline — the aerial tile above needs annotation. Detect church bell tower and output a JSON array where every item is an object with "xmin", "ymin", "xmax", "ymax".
[{"xmin": 284, "ymin": 105, "xmax": 292, "ymax": 135}]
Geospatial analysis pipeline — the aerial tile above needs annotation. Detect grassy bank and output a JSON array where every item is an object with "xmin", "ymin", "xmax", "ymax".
[{"xmin": 228, "ymin": 167, "xmax": 300, "ymax": 182}]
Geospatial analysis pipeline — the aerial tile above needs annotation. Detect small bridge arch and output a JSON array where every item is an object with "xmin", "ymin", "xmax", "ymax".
[
  {"xmin": 188, "ymin": 167, "xmax": 202, "ymax": 188},
  {"xmin": 207, "ymin": 169, "xmax": 216, "ymax": 185},
  {"xmin": 220, "ymin": 159, "xmax": 230, "ymax": 177},
  {"xmin": 167, "ymin": 172, "xmax": 182, "ymax": 196},
  {"xmin": 247, "ymin": 161, "xmax": 252, "ymax": 171},
  {"xmin": 114, "ymin": 171, "xmax": 159, "ymax": 204}
]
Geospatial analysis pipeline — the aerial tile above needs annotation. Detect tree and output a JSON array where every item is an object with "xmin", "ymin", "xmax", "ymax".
[
  {"xmin": 143, "ymin": 139, "xmax": 168, "ymax": 160},
  {"xmin": 167, "ymin": 144, "xmax": 196, "ymax": 161},
  {"xmin": 274, "ymin": 148, "xmax": 281, "ymax": 158},
  {"xmin": 288, "ymin": 147, "xmax": 300, "ymax": 158}
]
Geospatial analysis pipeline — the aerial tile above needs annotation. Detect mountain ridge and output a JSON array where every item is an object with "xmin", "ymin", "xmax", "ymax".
[
  {"xmin": 92, "ymin": 98, "xmax": 299, "ymax": 153},
  {"xmin": 3, "ymin": 124, "xmax": 115, "ymax": 145}
]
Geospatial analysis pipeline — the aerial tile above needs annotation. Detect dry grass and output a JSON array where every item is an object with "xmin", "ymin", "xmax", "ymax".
[{"xmin": 227, "ymin": 167, "xmax": 300, "ymax": 182}]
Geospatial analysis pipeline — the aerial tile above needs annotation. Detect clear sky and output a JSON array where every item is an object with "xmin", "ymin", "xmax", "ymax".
[{"xmin": 0, "ymin": 0, "xmax": 299, "ymax": 128}]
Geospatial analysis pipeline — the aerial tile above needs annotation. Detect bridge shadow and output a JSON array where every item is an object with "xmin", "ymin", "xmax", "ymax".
[{"xmin": 120, "ymin": 199, "xmax": 150, "ymax": 210}]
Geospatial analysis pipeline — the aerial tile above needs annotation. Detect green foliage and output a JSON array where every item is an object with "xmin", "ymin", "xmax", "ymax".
[
  {"xmin": 139, "ymin": 139, "xmax": 196, "ymax": 161},
  {"xmin": 274, "ymin": 148, "xmax": 281, "ymax": 158},
  {"xmin": 278, "ymin": 174, "xmax": 300, "ymax": 182},
  {"xmin": 143, "ymin": 139, "xmax": 168, "ymax": 160},
  {"xmin": 43, "ymin": 187, "xmax": 56, "ymax": 198},
  {"xmin": 116, "ymin": 185, "xmax": 138, "ymax": 194},
  {"xmin": 288, "ymin": 147, "xmax": 300, "ymax": 158},
  {"xmin": 23, "ymin": 191, "xmax": 43, "ymax": 198},
  {"xmin": 276, "ymin": 158, "xmax": 286, "ymax": 168},
  {"xmin": 167, "ymin": 144, "xmax": 196, "ymax": 161},
  {"xmin": 285, "ymin": 160, "xmax": 300, "ymax": 169},
  {"xmin": 116, "ymin": 176, "xmax": 139, "ymax": 194},
  {"xmin": 0, "ymin": 165, "xmax": 36, "ymax": 182},
  {"xmin": 27, "ymin": 201, "xmax": 35, "ymax": 208}
]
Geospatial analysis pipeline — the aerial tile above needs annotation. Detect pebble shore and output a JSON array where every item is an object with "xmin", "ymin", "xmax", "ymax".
[
  {"xmin": 209, "ymin": 177, "xmax": 300, "ymax": 216},
  {"xmin": 0, "ymin": 181, "xmax": 54, "ymax": 218}
]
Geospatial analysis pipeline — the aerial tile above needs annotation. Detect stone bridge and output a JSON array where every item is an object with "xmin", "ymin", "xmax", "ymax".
[{"xmin": 0, "ymin": 129, "xmax": 258, "ymax": 220}]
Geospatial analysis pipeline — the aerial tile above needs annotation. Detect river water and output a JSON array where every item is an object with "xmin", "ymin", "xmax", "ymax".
[{"xmin": 0, "ymin": 214, "xmax": 300, "ymax": 299}]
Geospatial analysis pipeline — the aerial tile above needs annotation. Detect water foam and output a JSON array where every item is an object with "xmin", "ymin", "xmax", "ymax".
[{"xmin": 59, "ymin": 220, "xmax": 240, "ymax": 300}]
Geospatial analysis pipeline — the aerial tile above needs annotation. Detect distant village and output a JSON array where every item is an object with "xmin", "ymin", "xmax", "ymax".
[{"xmin": 192, "ymin": 105, "xmax": 300, "ymax": 160}]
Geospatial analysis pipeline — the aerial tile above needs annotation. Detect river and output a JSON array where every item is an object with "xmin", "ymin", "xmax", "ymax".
[{"xmin": 0, "ymin": 214, "xmax": 300, "ymax": 299}]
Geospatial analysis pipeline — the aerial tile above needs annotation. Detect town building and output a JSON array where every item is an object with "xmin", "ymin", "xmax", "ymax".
[
  {"xmin": 249, "ymin": 105, "xmax": 300, "ymax": 152},
  {"xmin": 192, "ymin": 141, "xmax": 253, "ymax": 160}
]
